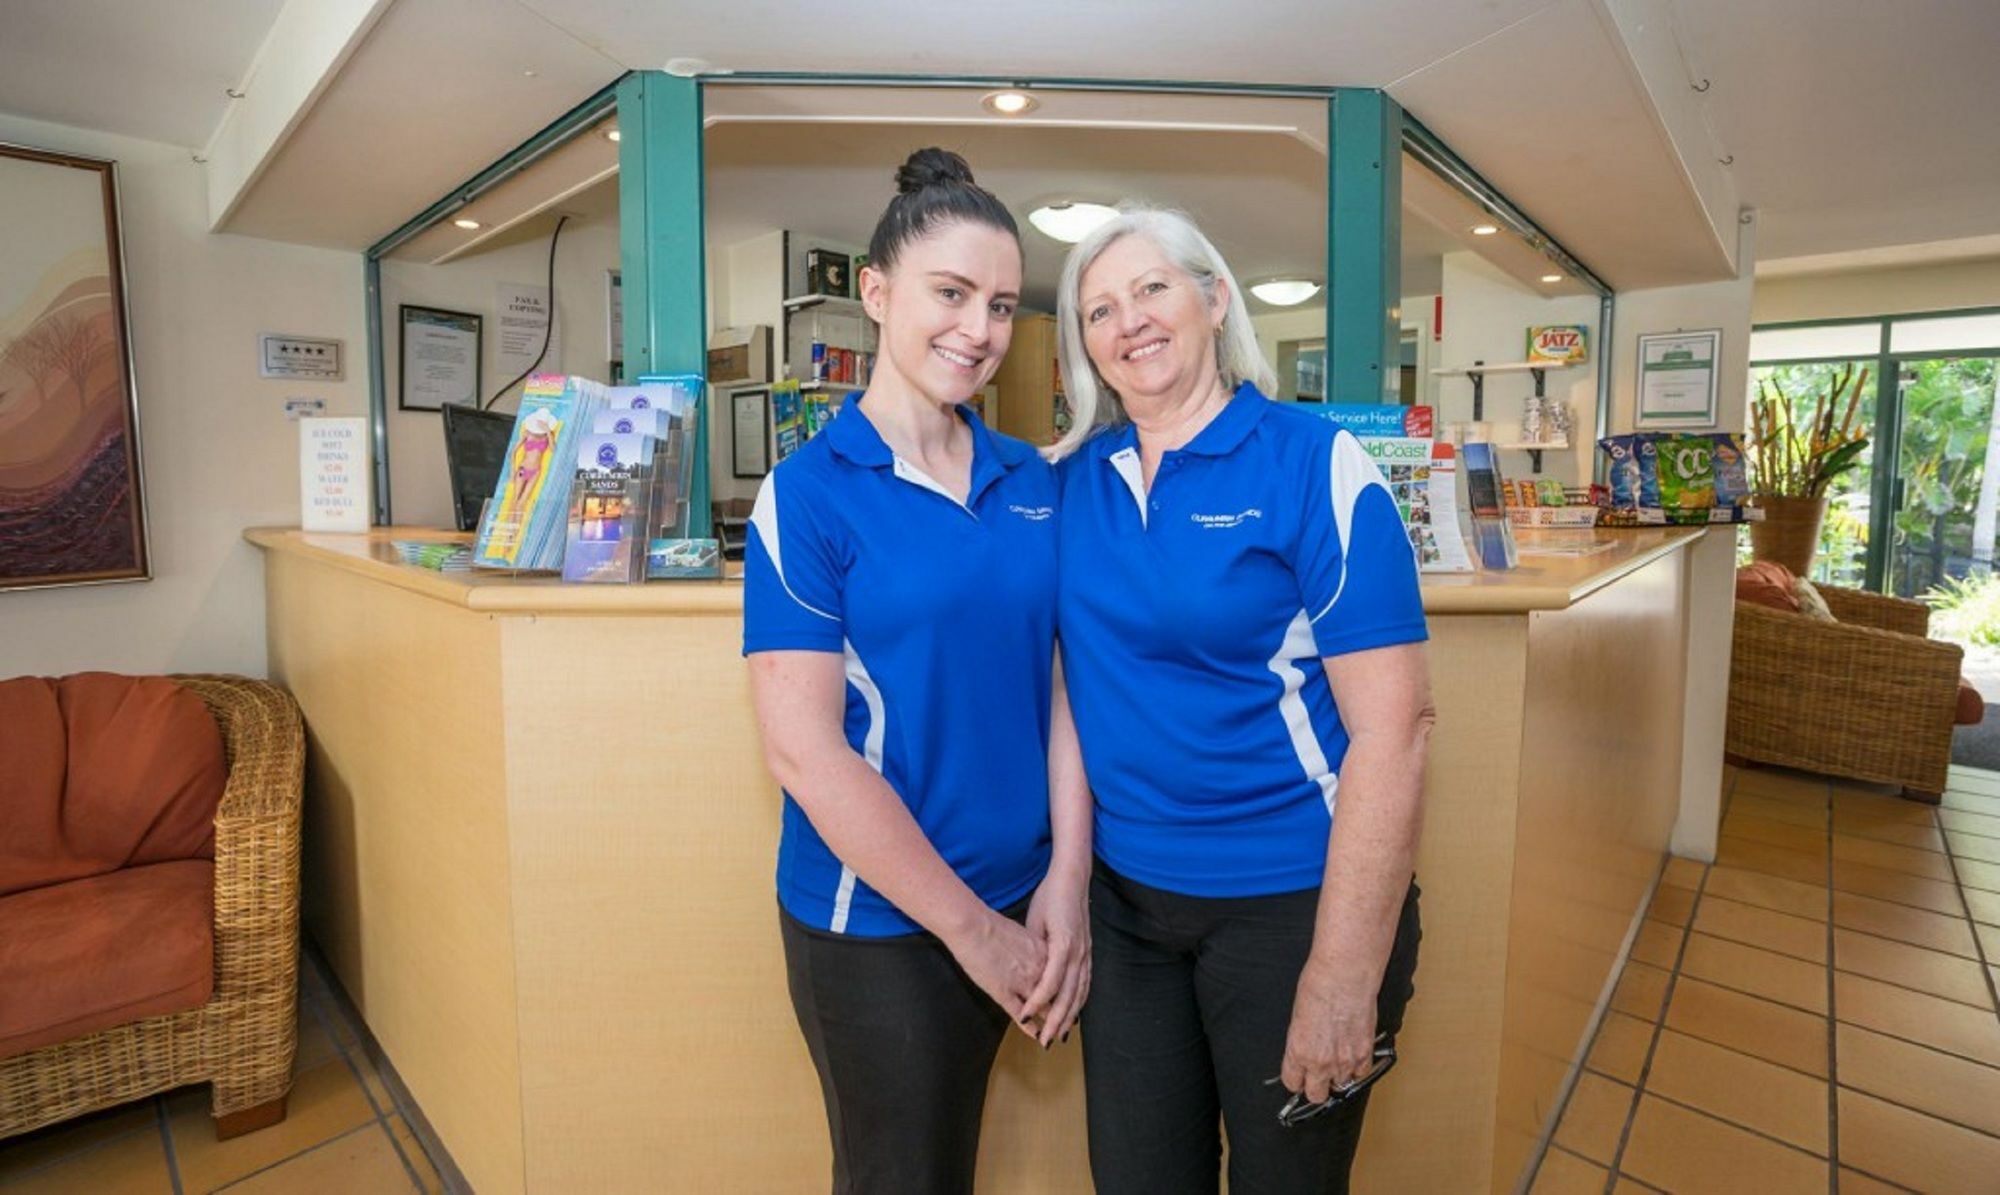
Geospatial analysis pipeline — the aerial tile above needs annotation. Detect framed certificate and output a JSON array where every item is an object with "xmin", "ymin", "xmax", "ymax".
[
  {"xmin": 732, "ymin": 388, "xmax": 771, "ymax": 478},
  {"xmin": 399, "ymin": 304, "xmax": 482, "ymax": 412},
  {"xmin": 1636, "ymin": 329, "xmax": 1721, "ymax": 428}
]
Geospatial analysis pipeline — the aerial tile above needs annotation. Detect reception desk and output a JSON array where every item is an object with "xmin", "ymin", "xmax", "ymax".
[{"xmin": 250, "ymin": 524, "xmax": 1721, "ymax": 1193}]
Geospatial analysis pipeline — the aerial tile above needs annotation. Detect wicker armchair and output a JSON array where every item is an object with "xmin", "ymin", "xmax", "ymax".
[
  {"xmin": 0, "ymin": 675, "xmax": 305, "ymax": 1141},
  {"xmin": 1727, "ymin": 586, "xmax": 1963, "ymax": 800}
]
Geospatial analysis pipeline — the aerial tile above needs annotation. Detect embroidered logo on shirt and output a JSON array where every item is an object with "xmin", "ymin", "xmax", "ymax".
[
  {"xmin": 1190, "ymin": 508, "xmax": 1263, "ymax": 530},
  {"xmin": 1008, "ymin": 504, "xmax": 1054, "ymax": 522}
]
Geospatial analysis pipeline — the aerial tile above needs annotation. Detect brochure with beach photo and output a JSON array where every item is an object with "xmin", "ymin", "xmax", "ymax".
[
  {"xmin": 473, "ymin": 374, "xmax": 607, "ymax": 570},
  {"xmin": 1297, "ymin": 404, "xmax": 1474, "ymax": 573}
]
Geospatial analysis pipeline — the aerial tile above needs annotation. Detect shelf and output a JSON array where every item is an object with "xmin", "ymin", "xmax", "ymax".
[
  {"xmin": 1432, "ymin": 361, "xmax": 1576, "ymax": 377},
  {"xmin": 1495, "ymin": 439, "xmax": 1570, "ymax": 451},
  {"xmin": 783, "ymin": 294, "xmax": 864, "ymax": 312}
]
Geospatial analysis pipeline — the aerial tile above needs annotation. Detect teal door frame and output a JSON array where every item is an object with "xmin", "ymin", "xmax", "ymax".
[{"xmin": 1327, "ymin": 90, "xmax": 1402, "ymax": 403}]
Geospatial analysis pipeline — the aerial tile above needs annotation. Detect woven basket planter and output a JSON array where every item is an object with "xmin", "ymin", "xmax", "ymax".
[{"xmin": 1749, "ymin": 494, "xmax": 1829, "ymax": 576}]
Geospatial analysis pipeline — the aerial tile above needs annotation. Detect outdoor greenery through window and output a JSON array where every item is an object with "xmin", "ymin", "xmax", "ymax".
[{"xmin": 1748, "ymin": 361, "xmax": 1875, "ymax": 588}]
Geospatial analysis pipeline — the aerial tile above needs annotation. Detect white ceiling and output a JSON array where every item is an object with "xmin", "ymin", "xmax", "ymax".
[
  {"xmin": 4, "ymin": 0, "xmax": 1998, "ymax": 285},
  {"xmin": 0, "ymin": 0, "xmax": 287, "ymax": 147}
]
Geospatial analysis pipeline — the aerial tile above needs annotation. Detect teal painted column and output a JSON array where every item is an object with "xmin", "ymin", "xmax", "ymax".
[
  {"xmin": 617, "ymin": 72, "xmax": 712, "ymax": 537},
  {"xmin": 1327, "ymin": 90, "xmax": 1403, "ymax": 403}
]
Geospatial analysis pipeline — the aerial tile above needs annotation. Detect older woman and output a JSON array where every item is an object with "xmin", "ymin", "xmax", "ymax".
[{"xmin": 1050, "ymin": 207, "xmax": 1431, "ymax": 1194}]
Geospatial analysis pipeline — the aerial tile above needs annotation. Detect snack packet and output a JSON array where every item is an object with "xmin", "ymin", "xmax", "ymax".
[
  {"xmin": 1598, "ymin": 434, "xmax": 1661, "ymax": 510},
  {"xmin": 1709, "ymin": 433, "xmax": 1750, "ymax": 508},
  {"xmin": 1655, "ymin": 435, "xmax": 1717, "ymax": 513}
]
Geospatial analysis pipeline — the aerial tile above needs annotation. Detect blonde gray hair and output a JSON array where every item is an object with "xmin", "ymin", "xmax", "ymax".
[{"xmin": 1049, "ymin": 206, "xmax": 1277, "ymax": 461}]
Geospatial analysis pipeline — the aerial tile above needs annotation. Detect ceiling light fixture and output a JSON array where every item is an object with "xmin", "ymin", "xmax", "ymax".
[
  {"xmin": 981, "ymin": 90, "xmax": 1038, "ymax": 117},
  {"xmin": 605, "ymin": 127, "xmax": 621, "ymax": 142},
  {"xmin": 1540, "ymin": 273, "xmax": 1564, "ymax": 284},
  {"xmin": 1470, "ymin": 224, "xmax": 1499, "ymax": 236},
  {"xmin": 454, "ymin": 217, "xmax": 482, "ymax": 230},
  {"xmin": 1249, "ymin": 279, "xmax": 1323, "ymax": 307},
  {"xmin": 1027, "ymin": 202, "xmax": 1119, "ymax": 244}
]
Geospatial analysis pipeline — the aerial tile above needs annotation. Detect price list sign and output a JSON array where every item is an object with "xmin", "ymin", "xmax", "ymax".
[{"xmin": 300, "ymin": 417, "xmax": 371, "ymax": 532}]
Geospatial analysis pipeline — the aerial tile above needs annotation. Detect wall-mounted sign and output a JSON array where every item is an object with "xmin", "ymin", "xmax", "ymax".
[
  {"xmin": 1636, "ymin": 329, "xmax": 1722, "ymax": 429},
  {"xmin": 260, "ymin": 333, "xmax": 344, "ymax": 380},
  {"xmin": 1526, "ymin": 324, "xmax": 1590, "ymax": 366}
]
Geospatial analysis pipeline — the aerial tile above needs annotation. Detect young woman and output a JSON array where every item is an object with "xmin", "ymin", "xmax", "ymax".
[
  {"xmin": 743, "ymin": 148, "xmax": 1091, "ymax": 1194},
  {"xmin": 1050, "ymin": 207, "xmax": 1431, "ymax": 1194}
]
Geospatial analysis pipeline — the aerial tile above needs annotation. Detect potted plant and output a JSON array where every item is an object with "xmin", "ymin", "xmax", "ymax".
[{"xmin": 1747, "ymin": 364, "xmax": 1871, "ymax": 576}]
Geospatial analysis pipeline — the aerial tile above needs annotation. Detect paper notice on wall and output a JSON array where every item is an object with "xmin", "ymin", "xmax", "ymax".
[
  {"xmin": 496, "ymin": 283, "xmax": 559, "ymax": 380},
  {"xmin": 300, "ymin": 417, "xmax": 370, "ymax": 532}
]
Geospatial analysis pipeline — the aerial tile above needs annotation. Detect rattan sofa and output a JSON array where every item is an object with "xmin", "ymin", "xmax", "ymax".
[
  {"xmin": 1727, "ymin": 586, "xmax": 1963, "ymax": 801},
  {"xmin": 0, "ymin": 674, "xmax": 305, "ymax": 1141}
]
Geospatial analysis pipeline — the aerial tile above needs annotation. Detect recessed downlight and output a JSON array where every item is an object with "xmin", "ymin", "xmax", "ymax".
[
  {"xmin": 1540, "ymin": 273, "xmax": 1564, "ymax": 284},
  {"xmin": 1471, "ymin": 223, "xmax": 1499, "ymax": 236},
  {"xmin": 1249, "ymin": 280, "xmax": 1323, "ymax": 307},
  {"xmin": 453, "ymin": 218, "xmax": 482, "ymax": 230},
  {"xmin": 1027, "ymin": 202, "xmax": 1118, "ymax": 244},
  {"xmin": 605, "ymin": 127, "xmax": 621, "ymax": 142},
  {"xmin": 982, "ymin": 90, "xmax": 1038, "ymax": 116}
]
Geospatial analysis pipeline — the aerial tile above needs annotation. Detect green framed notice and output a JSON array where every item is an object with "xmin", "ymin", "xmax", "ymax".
[{"xmin": 1636, "ymin": 328, "xmax": 1721, "ymax": 428}]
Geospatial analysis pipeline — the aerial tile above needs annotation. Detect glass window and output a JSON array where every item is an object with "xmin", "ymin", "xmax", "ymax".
[
  {"xmin": 1889, "ymin": 312, "xmax": 2000, "ymax": 355},
  {"xmin": 1748, "ymin": 323, "xmax": 1880, "ymax": 363}
]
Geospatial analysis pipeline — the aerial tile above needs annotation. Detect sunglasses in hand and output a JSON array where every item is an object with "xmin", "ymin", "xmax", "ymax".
[{"xmin": 1263, "ymin": 1034, "xmax": 1397, "ymax": 1128}]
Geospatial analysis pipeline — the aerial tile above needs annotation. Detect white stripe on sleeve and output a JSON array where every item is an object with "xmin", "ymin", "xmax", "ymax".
[{"xmin": 750, "ymin": 472, "xmax": 839, "ymax": 622}]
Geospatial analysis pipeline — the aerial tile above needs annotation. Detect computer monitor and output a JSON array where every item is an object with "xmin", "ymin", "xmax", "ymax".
[{"xmin": 441, "ymin": 403, "xmax": 517, "ymax": 532}]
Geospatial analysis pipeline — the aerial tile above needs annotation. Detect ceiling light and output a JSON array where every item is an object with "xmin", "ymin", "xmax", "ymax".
[
  {"xmin": 1471, "ymin": 224, "xmax": 1499, "ymax": 236},
  {"xmin": 982, "ymin": 90, "xmax": 1038, "ymax": 117},
  {"xmin": 605, "ymin": 128, "xmax": 621, "ymax": 142},
  {"xmin": 1027, "ymin": 202, "xmax": 1119, "ymax": 244},
  {"xmin": 454, "ymin": 218, "xmax": 482, "ymax": 230},
  {"xmin": 1249, "ymin": 279, "xmax": 1323, "ymax": 307},
  {"xmin": 1540, "ymin": 273, "xmax": 1564, "ymax": 284}
]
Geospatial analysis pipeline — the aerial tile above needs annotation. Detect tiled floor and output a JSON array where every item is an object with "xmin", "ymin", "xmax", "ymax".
[
  {"xmin": 0, "ymin": 952, "xmax": 450, "ymax": 1194},
  {"xmin": 1536, "ymin": 765, "xmax": 2000, "ymax": 1195}
]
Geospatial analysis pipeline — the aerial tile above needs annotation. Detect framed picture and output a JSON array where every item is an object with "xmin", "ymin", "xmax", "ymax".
[
  {"xmin": 731, "ymin": 388, "xmax": 771, "ymax": 478},
  {"xmin": 398, "ymin": 305, "xmax": 482, "ymax": 412},
  {"xmin": 1636, "ymin": 329, "xmax": 1722, "ymax": 429},
  {"xmin": 0, "ymin": 142, "xmax": 149, "ymax": 590}
]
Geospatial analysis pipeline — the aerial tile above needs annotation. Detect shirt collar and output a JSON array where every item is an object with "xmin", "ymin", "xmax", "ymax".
[
  {"xmin": 1093, "ymin": 380, "xmax": 1269, "ymax": 465},
  {"xmin": 823, "ymin": 393, "xmax": 1035, "ymax": 480}
]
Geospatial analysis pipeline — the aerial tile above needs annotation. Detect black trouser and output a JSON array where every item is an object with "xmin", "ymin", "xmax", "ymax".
[
  {"xmin": 779, "ymin": 904, "xmax": 1017, "ymax": 1195},
  {"xmin": 1081, "ymin": 864, "xmax": 1422, "ymax": 1195}
]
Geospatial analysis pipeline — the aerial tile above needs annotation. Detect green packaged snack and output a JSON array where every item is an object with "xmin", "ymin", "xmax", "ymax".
[{"xmin": 1654, "ymin": 434, "xmax": 1717, "ymax": 513}]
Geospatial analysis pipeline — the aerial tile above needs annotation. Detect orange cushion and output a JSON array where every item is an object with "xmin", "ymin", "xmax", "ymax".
[
  {"xmin": 1958, "ymin": 679, "xmax": 1985, "ymax": 726},
  {"xmin": 0, "ymin": 860, "xmax": 214, "ymax": 1060},
  {"xmin": 0, "ymin": 674, "xmax": 226, "ymax": 898},
  {"xmin": 1735, "ymin": 562, "xmax": 1801, "ymax": 613}
]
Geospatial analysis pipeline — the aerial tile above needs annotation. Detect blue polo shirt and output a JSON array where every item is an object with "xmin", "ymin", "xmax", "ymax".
[
  {"xmin": 1055, "ymin": 383, "xmax": 1428, "ymax": 898},
  {"xmin": 743, "ymin": 399, "xmax": 1058, "ymax": 936}
]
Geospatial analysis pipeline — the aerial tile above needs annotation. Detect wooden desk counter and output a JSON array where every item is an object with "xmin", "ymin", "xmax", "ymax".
[{"xmin": 252, "ymin": 525, "xmax": 1710, "ymax": 1193}]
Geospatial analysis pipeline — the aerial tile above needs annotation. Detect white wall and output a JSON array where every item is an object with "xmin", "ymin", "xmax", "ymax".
[
  {"xmin": 1753, "ymin": 257, "xmax": 2000, "ymax": 325},
  {"xmin": 0, "ymin": 111, "xmax": 367, "ymax": 680},
  {"xmin": 1608, "ymin": 212, "xmax": 1758, "ymax": 862},
  {"xmin": 379, "ymin": 215, "xmax": 621, "ymax": 527},
  {"xmin": 1438, "ymin": 252, "xmax": 1601, "ymax": 486},
  {"xmin": 708, "ymin": 230, "xmax": 785, "ymax": 506}
]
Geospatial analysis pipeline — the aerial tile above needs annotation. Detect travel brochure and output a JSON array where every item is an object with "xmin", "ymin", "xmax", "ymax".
[{"xmin": 1297, "ymin": 404, "xmax": 1474, "ymax": 574}]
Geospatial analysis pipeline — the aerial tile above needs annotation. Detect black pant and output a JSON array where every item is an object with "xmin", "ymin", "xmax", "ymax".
[
  {"xmin": 779, "ymin": 904, "xmax": 1016, "ymax": 1194},
  {"xmin": 1081, "ymin": 865, "xmax": 1422, "ymax": 1195}
]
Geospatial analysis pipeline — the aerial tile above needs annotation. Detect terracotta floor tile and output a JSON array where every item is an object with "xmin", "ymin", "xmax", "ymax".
[
  {"xmin": 1529, "ymin": 1146, "xmax": 1609, "ymax": 1194},
  {"xmin": 1723, "ymin": 812, "xmax": 1829, "ymax": 856},
  {"xmin": 1837, "ymin": 1088, "xmax": 2000, "ymax": 1195},
  {"xmin": 1611, "ymin": 961, "xmax": 1673, "ymax": 1021},
  {"xmin": 1681, "ymin": 933, "xmax": 1829, "ymax": 1014},
  {"xmin": 1694, "ymin": 895, "xmax": 1828, "ymax": 963},
  {"xmin": 1954, "ymin": 856, "xmax": 2000, "ymax": 893},
  {"xmin": 0, "ymin": 1100, "xmax": 159, "ymax": 1183},
  {"xmin": 1833, "ymin": 971, "xmax": 2000, "ymax": 1066},
  {"xmin": 1836, "ymin": 1022, "xmax": 2000, "ymax": 1138},
  {"xmin": 1586, "ymin": 1011, "xmax": 1655, "ymax": 1085},
  {"xmin": 220, "ymin": 1122, "xmax": 417, "ymax": 1194},
  {"xmin": 1963, "ymin": 885, "xmax": 2000, "ymax": 926},
  {"xmin": 1831, "ymin": 859, "xmax": 1965, "ymax": 915},
  {"xmin": 1833, "ymin": 792, "xmax": 1938, "ymax": 825},
  {"xmin": 0, "ymin": 1123, "xmax": 173, "ymax": 1195},
  {"xmin": 1938, "ymin": 806, "xmax": 2000, "ymax": 840},
  {"xmin": 166, "ymin": 1057, "xmax": 375, "ymax": 1193},
  {"xmin": 1646, "ymin": 884, "xmax": 1696, "ymax": 928},
  {"xmin": 1642, "ymin": 1028, "xmax": 1828, "ymax": 1155},
  {"xmin": 1610, "ymin": 1180, "xmax": 1663, "ymax": 1194},
  {"xmin": 294, "ymin": 1004, "xmax": 342, "ymax": 1072},
  {"xmin": 1619, "ymin": 1094, "xmax": 1826, "ymax": 1194},
  {"xmin": 1551, "ymin": 1072, "xmax": 1635, "ymax": 1165},
  {"xmin": 1945, "ymin": 830, "xmax": 2000, "ymax": 863},
  {"xmin": 1717, "ymin": 836, "xmax": 1829, "ymax": 886},
  {"xmin": 386, "ymin": 1115, "xmax": 444, "ymax": 1195},
  {"xmin": 1630, "ymin": 919, "xmax": 1684, "ymax": 970},
  {"xmin": 1664, "ymin": 977, "xmax": 1828, "ymax": 1077},
  {"xmin": 1661, "ymin": 855, "xmax": 1707, "ymax": 889},
  {"xmin": 1836, "ymin": 1168, "xmax": 1915, "ymax": 1194},
  {"xmin": 1831, "ymin": 834, "xmax": 1954, "ymax": 880},
  {"xmin": 1831, "ymin": 890, "xmax": 1981, "ymax": 958},
  {"xmin": 1833, "ymin": 927, "xmax": 1994, "ymax": 1008},
  {"xmin": 1704, "ymin": 866, "xmax": 1827, "ymax": 920},
  {"xmin": 1732, "ymin": 793, "xmax": 1829, "ymax": 829},
  {"xmin": 1835, "ymin": 814, "xmax": 1944, "ymax": 851},
  {"xmin": 1734, "ymin": 769, "xmax": 1831, "ymax": 806}
]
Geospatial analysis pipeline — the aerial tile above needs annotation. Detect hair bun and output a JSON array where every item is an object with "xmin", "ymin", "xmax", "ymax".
[{"xmin": 895, "ymin": 147, "xmax": 976, "ymax": 196}]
